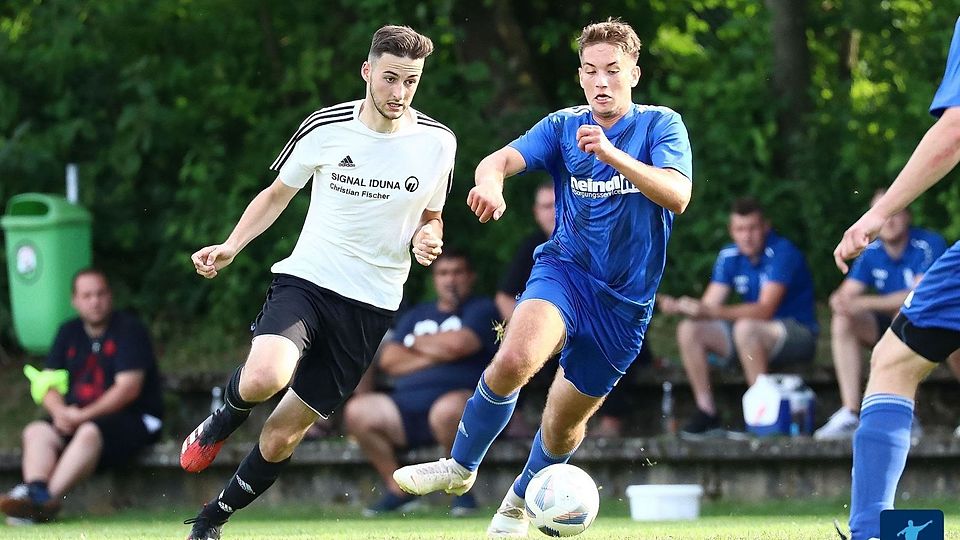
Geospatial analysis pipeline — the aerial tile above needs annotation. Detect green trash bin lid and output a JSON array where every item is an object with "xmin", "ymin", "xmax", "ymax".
[{"xmin": 1, "ymin": 193, "xmax": 91, "ymax": 230}]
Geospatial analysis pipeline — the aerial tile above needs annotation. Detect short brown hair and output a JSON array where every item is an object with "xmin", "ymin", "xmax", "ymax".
[
  {"xmin": 369, "ymin": 25, "xmax": 434, "ymax": 61},
  {"xmin": 731, "ymin": 197, "xmax": 765, "ymax": 217},
  {"xmin": 72, "ymin": 268, "xmax": 110, "ymax": 294},
  {"xmin": 578, "ymin": 17, "xmax": 642, "ymax": 61}
]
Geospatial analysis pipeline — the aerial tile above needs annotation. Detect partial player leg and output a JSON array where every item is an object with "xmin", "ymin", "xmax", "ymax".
[
  {"xmin": 0, "ymin": 421, "xmax": 64, "ymax": 521},
  {"xmin": 848, "ymin": 329, "xmax": 938, "ymax": 540},
  {"xmin": 181, "ymin": 335, "xmax": 300, "ymax": 472},
  {"xmin": 394, "ymin": 299, "xmax": 565, "ymax": 496},
  {"xmin": 731, "ymin": 318, "xmax": 783, "ymax": 385},
  {"xmin": 185, "ymin": 389, "xmax": 317, "ymax": 538},
  {"xmin": 489, "ymin": 368, "xmax": 605, "ymax": 538}
]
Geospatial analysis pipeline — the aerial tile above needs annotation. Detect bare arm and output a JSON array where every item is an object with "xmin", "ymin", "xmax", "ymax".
[
  {"xmin": 192, "ymin": 179, "xmax": 299, "ymax": 278},
  {"xmin": 835, "ymin": 107, "xmax": 960, "ymax": 271},
  {"xmin": 409, "ymin": 329, "xmax": 482, "ymax": 362},
  {"xmin": 707, "ymin": 282, "xmax": 786, "ymax": 321},
  {"xmin": 77, "ymin": 370, "xmax": 145, "ymax": 421},
  {"xmin": 467, "ymin": 147, "xmax": 528, "ymax": 222}
]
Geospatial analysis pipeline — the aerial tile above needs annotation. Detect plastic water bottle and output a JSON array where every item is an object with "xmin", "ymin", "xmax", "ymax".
[
  {"xmin": 661, "ymin": 381, "xmax": 677, "ymax": 435},
  {"xmin": 210, "ymin": 386, "xmax": 224, "ymax": 414}
]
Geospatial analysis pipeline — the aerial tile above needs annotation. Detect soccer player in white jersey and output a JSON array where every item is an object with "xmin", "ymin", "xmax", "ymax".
[
  {"xmin": 179, "ymin": 25, "xmax": 456, "ymax": 540},
  {"xmin": 394, "ymin": 18, "xmax": 692, "ymax": 537}
]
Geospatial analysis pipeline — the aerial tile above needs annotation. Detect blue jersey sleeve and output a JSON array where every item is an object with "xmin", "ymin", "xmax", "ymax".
[
  {"xmin": 710, "ymin": 252, "xmax": 734, "ymax": 285},
  {"xmin": 508, "ymin": 115, "xmax": 561, "ymax": 173},
  {"xmin": 931, "ymin": 18, "xmax": 960, "ymax": 117},
  {"xmin": 650, "ymin": 111, "xmax": 693, "ymax": 180}
]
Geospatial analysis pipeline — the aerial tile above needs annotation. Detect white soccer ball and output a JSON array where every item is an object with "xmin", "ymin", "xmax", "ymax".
[{"xmin": 524, "ymin": 463, "xmax": 600, "ymax": 537}]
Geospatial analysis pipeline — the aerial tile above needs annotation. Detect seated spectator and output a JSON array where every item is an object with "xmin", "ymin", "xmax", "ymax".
[
  {"xmin": 815, "ymin": 190, "xmax": 946, "ymax": 440},
  {"xmin": 0, "ymin": 269, "xmax": 163, "ymax": 524},
  {"xmin": 344, "ymin": 249, "xmax": 498, "ymax": 517},
  {"xmin": 659, "ymin": 197, "xmax": 818, "ymax": 439}
]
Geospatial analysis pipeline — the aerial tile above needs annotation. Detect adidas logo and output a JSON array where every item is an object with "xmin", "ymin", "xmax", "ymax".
[
  {"xmin": 236, "ymin": 476, "xmax": 254, "ymax": 495},
  {"xmin": 338, "ymin": 155, "xmax": 356, "ymax": 168}
]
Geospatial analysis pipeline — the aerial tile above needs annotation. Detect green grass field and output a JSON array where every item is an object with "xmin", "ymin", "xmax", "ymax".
[{"xmin": 3, "ymin": 500, "xmax": 959, "ymax": 540}]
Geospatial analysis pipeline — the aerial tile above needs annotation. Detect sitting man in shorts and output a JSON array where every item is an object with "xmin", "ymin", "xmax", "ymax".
[
  {"xmin": 659, "ymin": 197, "xmax": 818, "ymax": 438},
  {"xmin": 0, "ymin": 269, "xmax": 163, "ymax": 524},
  {"xmin": 344, "ymin": 248, "xmax": 498, "ymax": 516},
  {"xmin": 815, "ymin": 189, "xmax": 946, "ymax": 440}
]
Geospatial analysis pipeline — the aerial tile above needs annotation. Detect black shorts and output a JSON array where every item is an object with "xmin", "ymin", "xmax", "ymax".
[
  {"xmin": 46, "ymin": 410, "xmax": 161, "ymax": 471},
  {"xmin": 891, "ymin": 312, "xmax": 960, "ymax": 363},
  {"xmin": 251, "ymin": 274, "xmax": 395, "ymax": 417}
]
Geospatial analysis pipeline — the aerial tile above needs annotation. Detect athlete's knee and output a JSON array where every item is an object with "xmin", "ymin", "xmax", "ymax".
[
  {"xmin": 732, "ymin": 319, "xmax": 766, "ymax": 347},
  {"xmin": 490, "ymin": 345, "xmax": 537, "ymax": 383},
  {"xmin": 239, "ymin": 363, "xmax": 289, "ymax": 402},
  {"xmin": 677, "ymin": 319, "xmax": 702, "ymax": 345}
]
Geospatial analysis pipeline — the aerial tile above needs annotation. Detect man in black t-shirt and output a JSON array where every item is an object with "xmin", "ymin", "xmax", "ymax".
[{"xmin": 0, "ymin": 269, "xmax": 162, "ymax": 524}]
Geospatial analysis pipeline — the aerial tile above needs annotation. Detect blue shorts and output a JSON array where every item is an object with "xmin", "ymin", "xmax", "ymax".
[
  {"xmin": 902, "ymin": 241, "xmax": 960, "ymax": 331},
  {"xmin": 519, "ymin": 256, "xmax": 650, "ymax": 398}
]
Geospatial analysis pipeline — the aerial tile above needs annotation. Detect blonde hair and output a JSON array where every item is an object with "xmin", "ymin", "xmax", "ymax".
[
  {"xmin": 578, "ymin": 17, "xmax": 642, "ymax": 60},
  {"xmin": 369, "ymin": 25, "xmax": 434, "ymax": 61}
]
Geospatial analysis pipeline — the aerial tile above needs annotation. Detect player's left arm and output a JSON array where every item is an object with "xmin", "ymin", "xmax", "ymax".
[
  {"xmin": 577, "ymin": 124, "xmax": 690, "ymax": 214},
  {"xmin": 412, "ymin": 209, "xmax": 444, "ymax": 267}
]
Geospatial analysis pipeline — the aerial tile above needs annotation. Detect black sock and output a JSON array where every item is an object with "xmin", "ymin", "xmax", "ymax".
[
  {"xmin": 203, "ymin": 445, "xmax": 290, "ymax": 523},
  {"xmin": 220, "ymin": 365, "xmax": 254, "ymax": 434}
]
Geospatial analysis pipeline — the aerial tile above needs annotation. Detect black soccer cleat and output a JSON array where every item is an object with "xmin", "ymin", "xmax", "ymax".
[{"xmin": 184, "ymin": 515, "xmax": 223, "ymax": 540}]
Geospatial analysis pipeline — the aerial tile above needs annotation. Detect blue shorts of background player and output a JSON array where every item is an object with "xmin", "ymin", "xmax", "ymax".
[{"xmin": 519, "ymin": 254, "xmax": 649, "ymax": 397}]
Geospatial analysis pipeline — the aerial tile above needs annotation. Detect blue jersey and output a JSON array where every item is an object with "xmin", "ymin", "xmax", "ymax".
[
  {"xmin": 509, "ymin": 104, "xmax": 692, "ymax": 320},
  {"xmin": 389, "ymin": 296, "xmax": 498, "ymax": 395},
  {"xmin": 930, "ymin": 17, "xmax": 960, "ymax": 118},
  {"xmin": 711, "ymin": 231, "xmax": 818, "ymax": 333},
  {"xmin": 848, "ymin": 228, "xmax": 947, "ymax": 294}
]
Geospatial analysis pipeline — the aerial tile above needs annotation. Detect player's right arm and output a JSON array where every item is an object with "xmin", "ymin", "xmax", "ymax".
[
  {"xmin": 467, "ymin": 146, "xmax": 527, "ymax": 223},
  {"xmin": 192, "ymin": 179, "xmax": 298, "ymax": 279}
]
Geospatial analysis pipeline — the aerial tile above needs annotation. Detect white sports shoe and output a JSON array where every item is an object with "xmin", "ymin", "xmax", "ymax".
[
  {"xmin": 487, "ymin": 488, "xmax": 528, "ymax": 539},
  {"xmin": 814, "ymin": 408, "xmax": 859, "ymax": 440},
  {"xmin": 393, "ymin": 458, "xmax": 477, "ymax": 496}
]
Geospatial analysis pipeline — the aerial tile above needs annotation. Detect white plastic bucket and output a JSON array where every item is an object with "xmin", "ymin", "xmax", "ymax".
[{"xmin": 625, "ymin": 484, "xmax": 704, "ymax": 521}]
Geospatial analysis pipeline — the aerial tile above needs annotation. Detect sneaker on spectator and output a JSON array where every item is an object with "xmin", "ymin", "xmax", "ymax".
[
  {"xmin": 814, "ymin": 408, "xmax": 859, "ymax": 440},
  {"xmin": 679, "ymin": 409, "xmax": 724, "ymax": 440},
  {"xmin": 451, "ymin": 493, "xmax": 477, "ymax": 517},
  {"xmin": 361, "ymin": 491, "xmax": 418, "ymax": 517}
]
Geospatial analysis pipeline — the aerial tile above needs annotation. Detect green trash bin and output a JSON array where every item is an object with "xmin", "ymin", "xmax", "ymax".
[{"xmin": 1, "ymin": 193, "xmax": 92, "ymax": 355}]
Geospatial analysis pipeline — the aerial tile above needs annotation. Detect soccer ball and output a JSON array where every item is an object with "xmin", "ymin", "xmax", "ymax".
[{"xmin": 524, "ymin": 463, "xmax": 600, "ymax": 537}]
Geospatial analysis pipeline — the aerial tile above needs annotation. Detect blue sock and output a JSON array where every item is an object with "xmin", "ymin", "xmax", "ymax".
[
  {"xmin": 849, "ymin": 393, "xmax": 914, "ymax": 540},
  {"xmin": 512, "ymin": 429, "xmax": 576, "ymax": 499},
  {"xmin": 450, "ymin": 376, "xmax": 518, "ymax": 471}
]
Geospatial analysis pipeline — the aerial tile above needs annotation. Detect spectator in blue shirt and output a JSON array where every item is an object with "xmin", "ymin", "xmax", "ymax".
[
  {"xmin": 659, "ymin": 197, "xmax": 817, "ymax": 438},
  {"xmin": 815, "ymin": 189, "xmax": 946, "ymax": 440},
  {"xmin": 343, "ymin": 248, "xmax": 498, "ymax": 518}
]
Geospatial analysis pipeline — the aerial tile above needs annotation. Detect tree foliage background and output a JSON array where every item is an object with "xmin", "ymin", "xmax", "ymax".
[{"xmin": 1, "ymin": 0, "xmax": 958, "ymax": 365}]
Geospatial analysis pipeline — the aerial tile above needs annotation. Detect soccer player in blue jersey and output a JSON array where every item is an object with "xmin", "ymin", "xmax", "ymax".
[
  {"xmin": 394, "ymin": 18, "xmax": 692, "ymax": 537},
  {"xmin": 833, "ymin": 17, "xmax": 960, "ymax": 540},
  {"xmin": 816, "ymin": 189, "xmax": 946, "ymax": 440}
]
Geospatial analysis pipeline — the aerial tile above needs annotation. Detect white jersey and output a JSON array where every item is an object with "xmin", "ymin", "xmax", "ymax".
[{"xmin": 269, "ymin": 100, "xmax": 455, "ymax": 310}]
